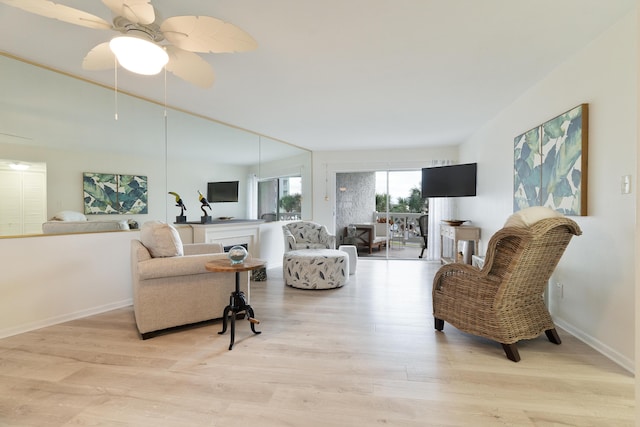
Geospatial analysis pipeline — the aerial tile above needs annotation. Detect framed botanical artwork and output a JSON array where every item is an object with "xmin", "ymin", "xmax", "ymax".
[
  {"xmin": 514, "ymin": 126, "xmax": 542, "ymax": 211},
  {"xmin": 83, "ymin": 172, "xmax": 148, "ymax": 214},
  {"xmin": 513, "ymin": 104, "xmax": 588, "ymax": 216},
  {"xmin": 118, "ymin": 174, "xmax": 148, "ymax": 214}
]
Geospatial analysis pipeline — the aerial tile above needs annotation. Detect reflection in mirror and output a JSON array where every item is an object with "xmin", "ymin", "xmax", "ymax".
[
  {"xmin": 255, "ymin": 136, "xmax": 312, "ymax": 221},
  {"xmin": 1, "ymin": 53, "xmax": 166, "ymax": 236},
  {"xmin": 0, "ymin": 53, "xmax": 311, "ymax": 237},
  {"xmin": 258, "ymin": 176, "xmax": 302, "ymax": 221},
  {"xmin": 165, "ymin": 108, "xmax": 259, "ymax": 222},
  {"xmin": 0, "ymin": 160, "xmax": 46, "ymax": 236}
]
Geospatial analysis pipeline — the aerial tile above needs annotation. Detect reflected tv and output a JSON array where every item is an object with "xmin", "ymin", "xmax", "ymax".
[
  {"xmin": 207, "ymin": 181, "xmax": 239, "ymax": 203},
  {"xmin": 421, "ymin": 163, "xmax": 477, "ymax": 198}
]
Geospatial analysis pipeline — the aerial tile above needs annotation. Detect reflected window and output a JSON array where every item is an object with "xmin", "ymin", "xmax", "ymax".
[{"xmin": 258, "ymin": 176, "xmax": 301, "ymax": 221}]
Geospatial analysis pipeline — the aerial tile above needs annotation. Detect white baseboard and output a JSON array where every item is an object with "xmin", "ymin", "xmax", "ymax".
[
  {"xmin": 554, "ymin": 318, "xmax": 634, "ymax": 374},
  {"xmin": 0, "ymin": 299, "xmax": 133, "ymax": 340}
]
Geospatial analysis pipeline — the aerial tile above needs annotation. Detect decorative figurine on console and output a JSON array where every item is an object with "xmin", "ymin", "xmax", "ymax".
[
  {"xmin": 168, "ymin": 191, "xmax": 187, "ymax": 223},
  {"xmin": 198, "ymin": 190, "xmax": 212, "ymax": 223}
]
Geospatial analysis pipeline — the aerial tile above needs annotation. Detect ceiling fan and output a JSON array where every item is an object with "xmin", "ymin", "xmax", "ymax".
[{"xmin": 0, "ymin": 0, "xmax": 258, "ymax": 87}]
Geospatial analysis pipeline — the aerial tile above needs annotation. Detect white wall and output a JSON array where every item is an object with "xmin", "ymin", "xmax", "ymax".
[
  {"xmin": 0, "ymin": 231, "xmax": 136, "ymax": 338},
  {"xmin": 459, "ymin": 11, "xmax": 637, "ymax": 371}
]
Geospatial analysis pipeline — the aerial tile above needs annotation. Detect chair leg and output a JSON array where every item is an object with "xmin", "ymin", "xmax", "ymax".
[
  {"xmin": 545, "ymin": 328, "xmax": 562, "ymax": 345},
  {"xmin": 434, "ymin": 318, "xmax": 444, "ymax": 331},
  {"xmin": 501, "ymin": 343, "xmax": 521, "ymax": 362}
]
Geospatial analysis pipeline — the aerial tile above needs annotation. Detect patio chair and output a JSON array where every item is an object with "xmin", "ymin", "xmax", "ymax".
[
  {"xmin": 260, "ymin": 212, "xmax": 277, "ymax": 222},
  {"xmin": 418, "ymin": 214, "xmax": 428, "ymax": 258}
]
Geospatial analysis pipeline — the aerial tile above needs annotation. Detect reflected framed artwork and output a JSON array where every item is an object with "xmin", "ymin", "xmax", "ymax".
[{"xmin": 83, "ymin": 172, "xmax": 148, "ymax": 214}]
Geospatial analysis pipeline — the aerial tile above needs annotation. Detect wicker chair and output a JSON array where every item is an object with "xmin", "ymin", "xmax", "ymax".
[{"xmin": 432, "ymin": 217, "xmax": 582, "ymax": 362}]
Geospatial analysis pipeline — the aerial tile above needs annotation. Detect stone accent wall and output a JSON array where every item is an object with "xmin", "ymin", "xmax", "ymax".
[{"xmin": 335, "ymin": 172, "xmax": 376, "ymax": 245}]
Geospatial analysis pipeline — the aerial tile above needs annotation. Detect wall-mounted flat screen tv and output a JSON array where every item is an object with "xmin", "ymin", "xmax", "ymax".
[
  {"xmin": 421, "ymin": 163, "xmax": 477, "ymax": 198},
  {"xmin": 207, "ymin": 181, "xmax": 239, "ymax": 203}
]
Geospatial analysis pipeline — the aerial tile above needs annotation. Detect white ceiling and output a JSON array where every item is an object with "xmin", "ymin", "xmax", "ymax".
[{"xmin": 0, "ymin": 0, "xmax": 635, "ymax": 152}]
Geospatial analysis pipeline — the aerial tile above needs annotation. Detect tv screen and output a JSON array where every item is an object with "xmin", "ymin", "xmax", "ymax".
[
  {"xmin": 421, "ymin": 163, "xmax": 477, "ymax": 198},
  {"xmin": 207, "ymin": 181, "xmax": 239, "ymax": 203}
]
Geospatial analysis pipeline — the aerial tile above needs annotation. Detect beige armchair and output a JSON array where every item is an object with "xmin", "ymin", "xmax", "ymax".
[
  {"xmin": 282, "ymin": 221, "xmax": 336, "ymax": 252},
  {"xmin": 131, "ymin": 222, "xmax": 247, "ymax": 339},
  {"xmin": 432, "ymin": 216, "xmax": 581, "ymax": 362}
]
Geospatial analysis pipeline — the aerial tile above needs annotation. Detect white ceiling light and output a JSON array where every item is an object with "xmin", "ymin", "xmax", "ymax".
[
  {"xmin": 109, "ymin": 35, "xmax": 168, "ymax": 75},
  {"xmin": 9, "ymin": 162, "xmax": 30, "ymax": 171}
]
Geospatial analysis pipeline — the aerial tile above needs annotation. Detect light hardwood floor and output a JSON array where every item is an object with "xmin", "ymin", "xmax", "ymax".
[{"xmin": 0, "ymin": 260, "xmax": 634, "ymax": 426}]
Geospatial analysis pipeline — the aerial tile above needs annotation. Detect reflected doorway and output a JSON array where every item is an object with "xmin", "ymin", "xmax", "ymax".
[{"xmin": 0, "ymin": 159, "xmax": 47, "ymax": 236}]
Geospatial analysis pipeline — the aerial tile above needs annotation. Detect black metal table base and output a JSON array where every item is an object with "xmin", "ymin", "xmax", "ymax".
[{"xmin": 218, "ymin": 271, "xmax": 261, "ymax": 350}]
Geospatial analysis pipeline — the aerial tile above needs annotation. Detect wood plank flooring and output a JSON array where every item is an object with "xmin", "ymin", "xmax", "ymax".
[{"xmin": 0, "ymin": 260, "xmax": 634, "ymax": 426}]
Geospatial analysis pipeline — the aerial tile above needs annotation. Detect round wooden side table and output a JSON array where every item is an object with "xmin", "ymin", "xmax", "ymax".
[{"xmin": 205, "ymin": 258, "xmax": 266, "ymax": 350}]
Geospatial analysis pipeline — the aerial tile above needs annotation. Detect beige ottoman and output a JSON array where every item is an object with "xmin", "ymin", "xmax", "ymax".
[{"xmin": 283, "ymin": 249, "xmax": 349, "ymax": 289}]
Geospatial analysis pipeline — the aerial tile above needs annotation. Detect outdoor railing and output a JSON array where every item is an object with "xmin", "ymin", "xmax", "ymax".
[
  {"xmin": 279, "ymin": 212, "xmax": 301, "ymax": 221},
  {"xmin": 259, "ymin": 212, "xmax": 301, "ymax": 222},
  {"xmin": 372, "ymin": 212, "xmax": 426, "ymax": 246}
]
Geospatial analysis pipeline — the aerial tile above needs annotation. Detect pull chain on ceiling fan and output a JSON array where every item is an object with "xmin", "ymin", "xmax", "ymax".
[{"xmin": 0, "ymin": 0, "xmax": 258, "ymax": 88}]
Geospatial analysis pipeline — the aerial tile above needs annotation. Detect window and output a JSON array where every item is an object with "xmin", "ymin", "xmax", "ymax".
[{"xmin": 258, "ymin": 176, "xmax": 301, "ymax": 221}]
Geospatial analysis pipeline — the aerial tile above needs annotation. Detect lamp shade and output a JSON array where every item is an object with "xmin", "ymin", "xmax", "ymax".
[{"xmin": 109, "ymin": 36, "xmax": 169, "ymax": 75}]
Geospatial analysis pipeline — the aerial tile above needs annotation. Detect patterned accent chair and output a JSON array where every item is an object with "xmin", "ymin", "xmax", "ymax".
[
  {"xmin": 433, "ymin": 215, "xmax": 581, "ymax": 362},
  {"xmin": 282, "ymin": 221, "xmax": 336, "ymax": 252}
]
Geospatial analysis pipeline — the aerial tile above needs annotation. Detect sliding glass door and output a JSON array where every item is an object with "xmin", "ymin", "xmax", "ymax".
[
  {"xmin": 375, "ymin": 170, "xmax": 426, "ymax": 259},
  {"xmin": 335, "ymin": 169, "xmax": 426, "ymax": 260}
]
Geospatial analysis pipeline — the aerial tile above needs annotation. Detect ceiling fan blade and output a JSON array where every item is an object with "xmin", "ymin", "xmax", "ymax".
[
  {"xmin": 82, "ymin": 42, "xmax": 116, "ymax": 70},
  {"xmin": 161, "ymin": 16, "xmax": 257, "ymax": 53},
  {"xmin": 165, "ymin": 46, "xmax": 215, "ymax": 88},
  {"xmin": 0, "ymin": 0, "xmax": 111, "ymax": 29},
  {"xmin": 102, "ymin": 0, "xmax": 155, "ymax": 25}
]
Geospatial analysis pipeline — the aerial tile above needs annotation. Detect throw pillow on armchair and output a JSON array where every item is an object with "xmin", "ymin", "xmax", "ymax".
[{"xmin": 140, "ymin": 221, "xmax": 184, "ymax": 257}]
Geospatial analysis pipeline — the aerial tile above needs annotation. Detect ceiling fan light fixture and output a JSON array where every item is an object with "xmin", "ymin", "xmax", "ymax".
[
  {"xmin": 109, "ymin": 35, "xmax": 168, "ymax": 75},
  {"xmin": 9, "ymin": 163, "xmax": 30, "ymax": 171}
]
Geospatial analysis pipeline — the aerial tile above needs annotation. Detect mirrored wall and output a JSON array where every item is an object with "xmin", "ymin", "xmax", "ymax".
[{"xmin": 0, "ymin": 53, "xmax": 312, "ymax": 237}]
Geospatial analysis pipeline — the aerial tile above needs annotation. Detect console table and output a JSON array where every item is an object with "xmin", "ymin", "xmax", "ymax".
[{"xmin": 440, "ymin": 224, "xmax": 480, "ymax": 264}]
